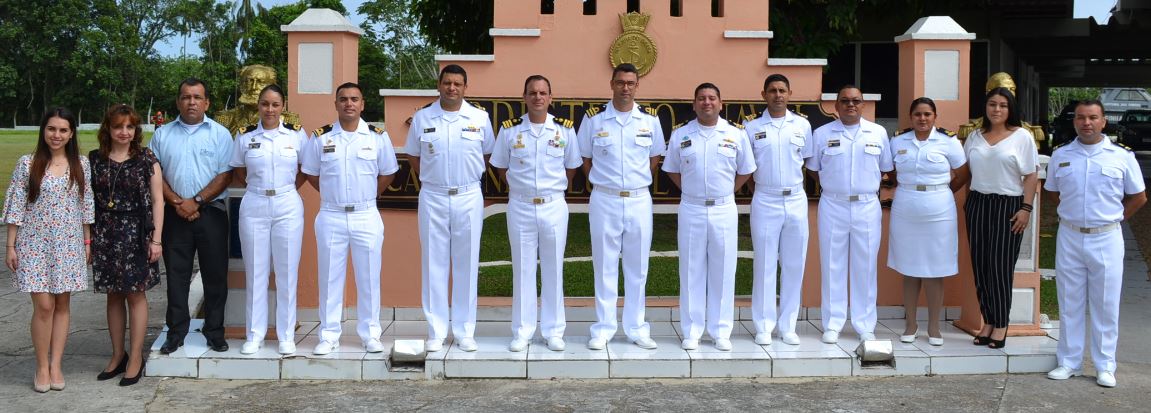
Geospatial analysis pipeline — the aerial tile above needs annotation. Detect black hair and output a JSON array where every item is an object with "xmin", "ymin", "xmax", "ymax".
[
  {"xmin": 177, "ymin": 77, "xmax": 208, "ymax": 99},
  {"xmin": 439, "ymin": 64, "xmax": 468, "ymax": 84},
  {"xmin": 909, "ymin": 97, "xmax": 937, "ymax": 115},
  {"xmin": 763, "ymin": 74, "xmax": 791, "ymax": 91},
  {"xmin": 980, "ymin": 87, "xmax": 1022, "ymax": 132},
  {"xmin": 523, "ymin": 75, "xmax": 552, "ymax": 94},
  {"xmin": 336, "ymin": 82, "xmax": 363, "ymax": 96},
  {"xmin": 694, "ymin": 82, "xmax": 721, "ymax": 100},
  {"xmin": 612, "ymin": 63, "xmax": 639, "ymax": 79},
  {"xmin": 259, "ymin": 84, "xmax": 286, "ymax": 102}
]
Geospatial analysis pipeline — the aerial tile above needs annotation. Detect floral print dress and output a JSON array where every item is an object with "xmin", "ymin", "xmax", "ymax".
[
  {"xmin": 2, "ymin": 154, "xmax": 94, "ymax": 293},
  {"xmin": 90, "ymin": 149, "xmax": 161, "ymax": 293}
]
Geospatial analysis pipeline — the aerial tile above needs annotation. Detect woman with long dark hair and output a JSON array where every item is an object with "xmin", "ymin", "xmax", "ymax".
[
  {"xmin": 960, "ymin": 87, "xmax": 1040, "ymax": 349},
  {"xmin": 3, "ymin": 107, "xmax": 94, "ymax": 392},
  {"xmin": 90, "ymin": 104, "xmax": 163, "ymax": 386}
]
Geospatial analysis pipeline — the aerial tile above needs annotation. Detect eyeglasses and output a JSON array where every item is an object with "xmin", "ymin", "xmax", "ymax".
[
  {"xmin": 838, "ymin": 99, "xmax": 863, "ymax": 106},
  {"xmin": 612, "ymin": 80, "xmax": 638, "ymax": 88}
]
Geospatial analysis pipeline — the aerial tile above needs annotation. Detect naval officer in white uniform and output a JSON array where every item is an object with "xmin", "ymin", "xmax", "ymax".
[
  {"xmin": 578, "ymin": 63, "xmax": 666, "ymax": 350},
  {"xmin": 806, "ymin": 85, "xmax": 893, "ymax": 344},
  {"xmin": 405, "ymin": 64, "xmax": 495, "ymax": 353},
  {"xmin": 1045, "ymin": 100, "xmax": 1146, "ymax": 388},
  {"xmin": 231, "ymin": 84, "xmax": 307, "ymax": 355},
  {"xmin": 490, "ymin": 75, "xmax": 583, "ymax": 352},
  {"xmin": 743, "ymin": 74, "xmax": 813, "ymax": 346},
  {"xmin": 301, "ymin": 82, "xmax": 399, "ymax": 355},
  {"xmin": 887, "ymin": 97, "xmax": 966, "ymax": 347},
  {"xmin": 662, "ymin": 83, "xmax": 755, "ymax": 351}
]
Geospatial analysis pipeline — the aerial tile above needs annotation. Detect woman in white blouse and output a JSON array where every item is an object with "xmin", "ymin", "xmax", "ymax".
[{"xmin": 960, "ymin": 87, "xmax": 1039, "ymax": 349}]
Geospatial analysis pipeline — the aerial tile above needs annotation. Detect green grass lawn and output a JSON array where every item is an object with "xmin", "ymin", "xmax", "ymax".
[{"xmin": 478, "ymin": 257, "xmax": 755, "ymax": 297}]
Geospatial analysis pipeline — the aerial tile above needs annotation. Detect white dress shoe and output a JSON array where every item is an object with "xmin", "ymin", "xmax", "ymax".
[
  {"xmin": 714, "ymin": 338, "xmax": 732, "ymax": 351},
  {"xmin": 899, "ymin": 328, "xmax": 919, "ymax": 343},
  {"xmin": 1047, "ymin": 366, "xmax": 1082, "ymax": 380},
  {"xmin": 457, "ymin": 337, "xmax": 478, "ymax": 352},
  {"xmin": 633, "ymin": 337, "xmax": 658, "ymax": 350},
  {"xmin": 781, "ymin": 332, "xmax": 801, "ymax": 345},
  {"xmin": 754, "ymin": 333, "xmax": 772, "ymax": 345},
  {"xmin": 587, "ymin": 337, "xmax": 607, "ymax": 350},
  {"xmin": 1097, "ymin": 371, "xmax": 1117, "ymax": 388},
  {"xmin": 365, "ymin": 338, "xmax": 385, "ymax": 353},
  {"xmin": 312, "ymin": 339, "xmax": 339, "ymax": 355},
  {"xmin": 240, "ymin": 340, "xmax": 261, "ymax": 355},
  {"xmin": 425, "ymin": 338, "xmax": 445, "ymax": 352},
  {"xmin": 546, "ymin": 337, "xmax": 566, "ymax": 351},
  {"xmin": 508, "ymin": 338, "xmax": 529, "ymax": 352},
  {"xmin": 927, "ymin": 336, "xmax": 944, "ymax": 346},
  {"xmin": 278, "ymin": 341, "xmax": 296, "ymax": 355},
  {"xmin": 821, "ymin": 330, "xmax": 840, "ymax": 344},
  {"xmin": 681, "ymin": 339, "xmax": 699, "ymax": 350}
]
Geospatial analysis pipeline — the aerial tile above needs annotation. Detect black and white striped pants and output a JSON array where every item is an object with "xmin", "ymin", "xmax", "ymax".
[{"xmin": 964, "ymin": 190, "xmax": 1025, "ymax": 328}]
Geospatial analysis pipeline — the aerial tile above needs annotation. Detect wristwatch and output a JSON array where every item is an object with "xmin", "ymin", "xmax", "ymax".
[{"xmin": 193, "ymin": 195, "xmax": 205, "ymax": 206}]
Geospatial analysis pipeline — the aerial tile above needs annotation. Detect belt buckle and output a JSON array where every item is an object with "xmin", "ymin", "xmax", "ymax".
[
  {"xmin": 265, "ymin": 189, "xmax": 276, "ymax": 196},
  {"xmin": 344, "ymin": 206, "xmax": 355, "ymax": 212},
  {"xmin": 619, "ymin": 191, "xmax": 630, "ymax": 197},
  {"xmin": 705, "ymin": 199, "xmax": 716, "ymax": 206},
  {"xmin": 848, "ymin": 195, "xmax": 860, "ymax": 201},
  {"xmin": 1080, "ymin": 227, "xmax": 1093, "ymax": 234},
  {"xmin": 915, "ymin": 184, "xmax": 927, "ymax": 191},
  {"xmin": 781, "ymin": 189, "xmax": 791, "ymax": 196},
  {"xmin": 532, "ymin": 197, "xmax": 545, "ymax": 205},
  {"xmin": 448, "ymin": 188, "xmax": 459, "ymax": 195}
]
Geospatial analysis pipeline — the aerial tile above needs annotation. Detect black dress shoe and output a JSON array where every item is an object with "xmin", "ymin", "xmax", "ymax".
[
  {"xmin": 96, "ymin": 352, "xmax": 128, "ymax": 380},
  {"xmin": 159, "ymin": 337, "xmax": 184, "ymax": 355},
  {"xmin": 119, "ymin": 359, "xmax": 145, "ymax": 387},
  {"xmin": 207, "ymin": 337, "xmax": 229, "ymax": 352}
]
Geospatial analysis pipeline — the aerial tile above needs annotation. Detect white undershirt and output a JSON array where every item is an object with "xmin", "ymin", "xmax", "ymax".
[
  {"xmin": 530, "ymin": 122, "xmax": 545, "ymax": 136},
  {"xmin": 181, "ymin": 121, "xmax": 202, "ymax": 133},
  {"xmin": 443, "ymin": 110, "xmax": 460, "ymax": 122}
]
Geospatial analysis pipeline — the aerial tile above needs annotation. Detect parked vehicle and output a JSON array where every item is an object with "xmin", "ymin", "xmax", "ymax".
[
  {"xmin": 1120, "ymin": 109, "xmax": 1151, "ymax": 151},
  {"xmin": 1049, "ymin": 102, "xmax": 1124, "ymax": 151},
  {"xmin": 1100, "ymin": 88, "xmax": 1151, "ymax": 122}
]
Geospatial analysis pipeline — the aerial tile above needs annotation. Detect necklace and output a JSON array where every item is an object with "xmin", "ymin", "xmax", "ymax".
[{"xmin": 106, "ymin": 158, "xmax": 124, "ymax": 209}]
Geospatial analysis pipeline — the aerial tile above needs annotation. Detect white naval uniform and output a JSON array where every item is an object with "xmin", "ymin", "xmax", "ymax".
[
  {"xmin": 743, "ymin": 110, "xmax": 813, "ymax": 337},
  {"xmin": 887, "ymin": 128, "xmax": 965, "ymax": 277},
  {"xmin": 577, "ymin": 102, "xmax": 666, "ymax": 341},
  {"xmin": 301, "ymin": 120, "xmax": 400, "ymax": 344},
  {"xmin": 230, "ymin": 122, "xmax": 306, "ymax": 344},
  {"xmin": 662, "ymin": 119, "xmax": 755, "ymax": 341},
  {"xmin": 806, "ymin": 118, "xmax": 893, "ymax": 335},
  {"xmin": 404, "ymin": 99, "xmax": 495, "ymax": 341},
  {"xmin": 490, "ymin": 114, "xmax": 583, "ymax": 341},
  {"xmin": 1044, "ymin": 138, "xmax": 1144, "ymax": 374}
]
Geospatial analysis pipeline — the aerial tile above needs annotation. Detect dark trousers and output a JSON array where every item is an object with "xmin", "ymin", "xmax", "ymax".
[
  {"xmin": 162, "ymin": 203, "xmax": 230, "ymax": 341},
  {"xmin": 964, "ymin": 191, "xmax": 1024, "ymax": 328}
]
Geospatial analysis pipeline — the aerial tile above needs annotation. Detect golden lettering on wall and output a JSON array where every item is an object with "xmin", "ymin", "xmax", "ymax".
[{"xmin": 609, "ymin": 12, "xmax": 658, "ymax": 77}]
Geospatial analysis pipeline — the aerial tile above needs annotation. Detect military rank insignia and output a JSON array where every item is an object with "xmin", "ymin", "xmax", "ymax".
[
  {"xmin": 322, "ymin": 138, "xmax": 336, "ymax": 153},
  {"xmin": 513, "ymin": 134, "xmax": 525, "ymax": 149},
  {"xmin": 462, "ymin": 125, "xmax": 481, "ymax": 133}
]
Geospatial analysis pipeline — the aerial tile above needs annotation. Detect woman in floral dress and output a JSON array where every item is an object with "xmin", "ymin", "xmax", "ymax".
[
  {"xmin": 3, "ymin": 107, "xmax": 94, "ymax": 393},
  {"xmin": 89, "ymin": 104, "xmax": 163, "ymax": 386}
]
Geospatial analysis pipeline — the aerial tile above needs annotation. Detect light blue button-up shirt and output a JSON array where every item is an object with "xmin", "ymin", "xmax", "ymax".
[{"xmin": 148, "ymin": 116, "xmax": 234, "ymax": 200}]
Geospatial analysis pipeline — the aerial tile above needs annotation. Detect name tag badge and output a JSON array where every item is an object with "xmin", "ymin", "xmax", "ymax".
[
  {"xmin": 1059, "ymin": 161, "xmax": 1070, "ymax": 167},
  {"xmin": 423, "ymin": 127, "xmax": 436, "ymax": 133},
  {"xmin": 897, "ymin": 149, "xmax": 907, "ymax": 155},
  {"xmin": 754, "ymin": 132, "xmax": 766, "ymax": 140},
  {"xmin": 248, "ymin": 142, "xmax": 261, "ymax": 149},
  {"xmin": 361, "ymin": 146, "xmax": 374, "ymax": 152},
  {"xmin": 828, "ymin": 140, "xmax": 841, "ymax": 147},
  {"xmin": 595, "ymin": 131, "xmax": 610, "ymax": 138},
  {"xmin": 322, "ymin": 144, "xmax": 336, "ymax": 153},
  {"xmin": 680, "ymin": 140, "xmax": 692, "ymax": 149},
  {"xmin": 637, "ymin": 132, "xmax": 653, "ymax": 138}
]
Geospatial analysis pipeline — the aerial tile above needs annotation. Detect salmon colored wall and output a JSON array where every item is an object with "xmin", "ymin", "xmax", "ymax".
[{"xmin": 897, "ymin": 39, "xmax": 972, "ymax": 132}]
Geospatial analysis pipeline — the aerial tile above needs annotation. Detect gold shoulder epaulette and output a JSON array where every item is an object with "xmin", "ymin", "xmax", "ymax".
[
  {"xmin": 1052, "ymin": 140, "xmax": 1071, "ymax": 150},
  {"xmin": 369, "ymin": 124, "xmax": 385, "ymax": 134},
  {"xmin": 638, "ymin": 104, "xmax": 658, "ymax": 117},
  {"xmin": 743, "ymin": 113, "xmax": 757, "ymax": 123},
  {"xmin": 421, "ymin": 101, "xmax": 434, "ymax": 109},
  {"xmin": 672, "ymin": 121, "xmax": 687, "ymax": 130},
  {"xmin": 898, "ymin": 127, "xmax": 913, "ymax": 135},
  {"xmin": 796, "ymin": 111, "xmax": 808, "ymax": 119},
  {"xmin": 501, "ymin": 117, "xmax": 523, "ymax": 130},
  {"xmin": 726, "ymin": 118, "xmax": 745, "ymax": 129},
  {"xmin": 472, "ymin": 102, "xmax": 486, "ymax": 111},
  {"xmin": 312, "ymin": 124, "xmax": 334, "ymax": 138},
  {"xmin": 1117, "ymin": 142, "xmax": 1133, "ymax": 151},
  {"xmin": 282, "ymin": 122, "xmax": 301, "ymax": 131},
  {"xmin": 552, "ymin": 117, "xmax": 573, "ymax": 129},
  {"xmin": 936, "ymin": 127, "xmax": 956, "ymax": 137},
  {"xmin": 241, "ymin": 124, "xmax": 258, "ymax": 134},
  {"xmin": 585, "ymin": 103, "xmax": 606, "ymax": 118}
]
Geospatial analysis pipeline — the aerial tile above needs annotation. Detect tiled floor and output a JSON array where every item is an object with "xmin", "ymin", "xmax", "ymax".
[{"xmin": 147, "ymin": 315, "xmax": 1059, "ymax": 380}]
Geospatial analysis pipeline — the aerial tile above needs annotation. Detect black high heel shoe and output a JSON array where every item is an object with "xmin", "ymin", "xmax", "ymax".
[
  {"xmin": 97, "ymin": 353, "xmax": 128, "ymax": 381},
  {"xmin": 118, "ymin": 359, "xmax": 145, "ymax": 387},
  {"xmin": 972, "ymin": 334, "xmax": 991, "ymax": 345},
  {"xmin": 987, "ymin": 328, "xmax": 1008, "ymax": 349}
]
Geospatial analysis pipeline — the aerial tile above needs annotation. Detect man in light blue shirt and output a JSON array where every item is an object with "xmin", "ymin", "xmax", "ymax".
[{"xmin": 148, "ymin": 78, "xmax": 235, "ymax": 354}]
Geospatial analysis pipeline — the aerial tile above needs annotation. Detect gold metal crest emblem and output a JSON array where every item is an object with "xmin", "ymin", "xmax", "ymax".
[{"xmin": 609, "ymin": 12, "xmax": 658, "ymax": 77}]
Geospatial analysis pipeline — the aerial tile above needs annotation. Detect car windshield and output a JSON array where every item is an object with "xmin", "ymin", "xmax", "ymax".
[{"xmin": 1126, "ymin": 113, "xmax": 1151, "ymax": 122}]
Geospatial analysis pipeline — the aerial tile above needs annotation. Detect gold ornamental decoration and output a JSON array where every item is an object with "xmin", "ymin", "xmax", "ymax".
[{"xmin": 609, "ymin": 12, "xmax": 658, "ymax": 77}]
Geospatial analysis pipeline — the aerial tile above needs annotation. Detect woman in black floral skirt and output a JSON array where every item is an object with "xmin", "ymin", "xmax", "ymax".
[{"xmin": 89, "ymin": 104, "xmax": 164, "ymax": 386}]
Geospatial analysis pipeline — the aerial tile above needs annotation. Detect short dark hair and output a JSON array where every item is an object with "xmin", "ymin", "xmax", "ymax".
[
  {"xmin": 259, "ymin": 84, "xmax": 286, "ymax": 102},
  {"xmin": 439, "ymin": 64, "xmax": 468, "ymax": 84},
  {"xmin": 1075, "ymin": 99, "xmax": 1106, "ymax": 113},
  {"xmin": 336, "ymin": 82, "xmax": 362, "ymax": 96},
  {"xmin": 177, "ymin": 78, "xmax": 208, "ymax": 98},
  {"xmin": 980, "ymin": 87, "xmax": 1022, "ymax": 132},
  {"xmin": 763, "ymin": 74, "xmax": 791, "ymax": 91},
  {"xmin": 909, "ymin": 97, "xmax": 937, "ymax": 115},
  {"xmin": 694, "ymin": 82, "xmax": 721, "ymax": 100},
  {"xmin": 837, "ymin": 84, "xmax": 861, "ymax": 97},
  {"xmin": 612, "ymin": 63, "xmax": 639, "ymax": 79},
  {"xmin": 523, "ymin": 75, "xmax": 552, "ymax": 94}
]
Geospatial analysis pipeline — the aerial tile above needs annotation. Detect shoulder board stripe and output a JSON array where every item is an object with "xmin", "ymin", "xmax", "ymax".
[
  {"xmin": 421, "ymin": 102, "xmax": 433, "ymax": 109},
  {"xmin": 727, "ymin": 119, "xmax": 745, "ymax": 129},
  {"xmin": 672, "ymin": 121, "xmax": 687, "ymax": 130},
  {"xmin": 552, "ymin": 117, "xmax": 573, "ymax": 129},
  {"xmin": 241, "ymin": 124, "xmax": 258, "ymax": 134},
  {"xmin": 743, "ymin": 114, "xmax": 757, "ymax": 122},
  {"xmin": 1117, "ymin": 142, "xmax": 1134, "ymax": 151},
  {"xmin": 471, "ymin": 102, "xmax": 486, "ymax": 111},
  {"xmin": 936, "ymin": 127, "xmax": 956, "ymax": 137},
  {"xmin": 369, "ymin": 124, "xmax": 385, "ymax": 134},
  {"xmin": 282, "ymin": 122, "xmax": 301, "ymax": 131},
  {"xmin": 898, "ymin": 127, "xmax": 913, "ymax": 135}
]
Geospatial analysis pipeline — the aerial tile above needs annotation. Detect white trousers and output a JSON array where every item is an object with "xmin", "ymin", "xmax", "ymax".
[
  {"xmin": 588, "ymin": 190, "xmax": 652, "ymax": 340},
  {"xmin": 508, "ymin": 197, "xmax": 568, "ymax": 340},
  {"xmin": 314, "ymin": 209, "xmax": 384, "ymax": 343},
  {"xmin": 817, "ymin": 197, "xmax": 880, "ymax": 334},
  {"xmin": 419, "ymin": 188, "xmax": 483, "ymax": 340},
  {"xmin": 678, "ymin": 202, "xmax": 738, "ymax": 341},
  {"xmin": 1055, "ymin": 227, "xmax": 1124, "ymax": 373},
  {"xmin": 238, "ymin": 191, "xmax": 303, "ymax": 343},
  {"xmin": 750, "ymin": 190, "xmax": 809, "ymax": 336}
]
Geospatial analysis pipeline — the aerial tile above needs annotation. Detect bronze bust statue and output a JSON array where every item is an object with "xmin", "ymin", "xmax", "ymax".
[
  {"xmin": 216, "ymin": 65, "xmax": 301, "ymax": 135},
  {"xmin": 958, "ymin": 72, "xmax": 1045, "ymax": 145}
]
